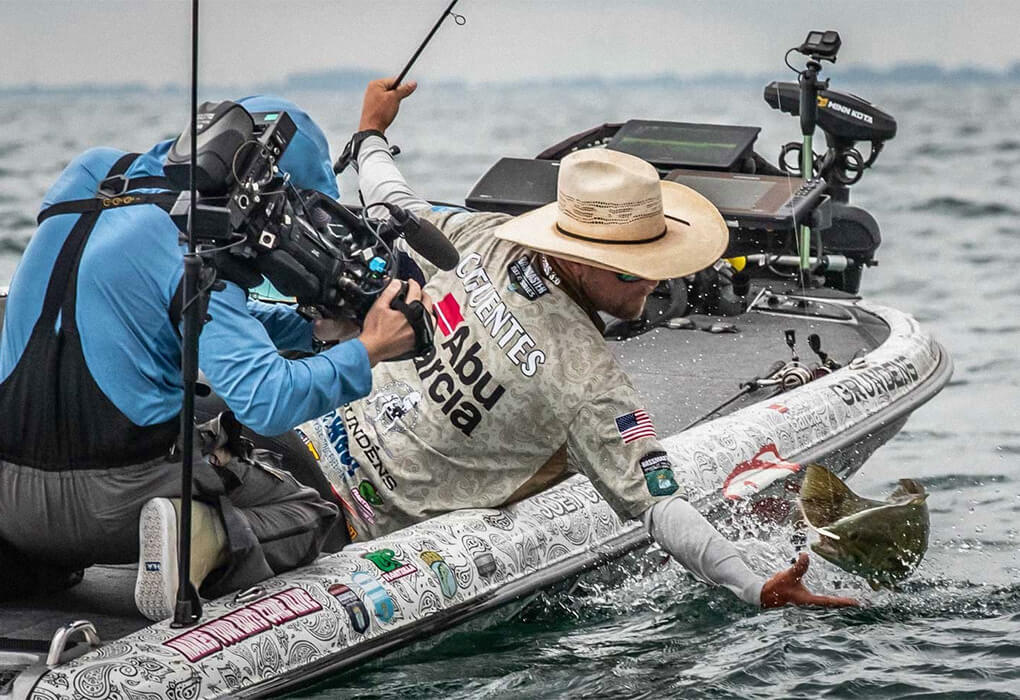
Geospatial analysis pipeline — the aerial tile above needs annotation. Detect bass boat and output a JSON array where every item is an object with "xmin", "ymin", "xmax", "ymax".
[{"xmin": 0, "ymin": 35, "xmax": 951, "ymax": 700}]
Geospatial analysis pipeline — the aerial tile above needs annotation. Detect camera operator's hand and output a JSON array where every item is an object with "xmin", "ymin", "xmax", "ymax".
[
  {"xmin": 359, "ymin": 77, "xmax": 418, "ymax": 134},
  {"xmin": 360, "ymin": 279, "xmax": 433, "ymax": 366}
]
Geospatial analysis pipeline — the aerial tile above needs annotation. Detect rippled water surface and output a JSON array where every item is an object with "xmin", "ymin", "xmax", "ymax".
[{"xmin": 2, "ymin": 83, "xmax": 1018, "ymax": 698}]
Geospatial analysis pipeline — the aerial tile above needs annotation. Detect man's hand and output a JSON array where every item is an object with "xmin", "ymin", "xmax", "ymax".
[
  {"xmin": 760, "ymin": 553, "xmax": 859, "ymax": 608},
  {"xmin": 359, "ymin": 279, "xmax": 433, "ymax": 366},
  {"xmin": 359, "ymin": 77, "xmax": 418, "ymax": 134}
]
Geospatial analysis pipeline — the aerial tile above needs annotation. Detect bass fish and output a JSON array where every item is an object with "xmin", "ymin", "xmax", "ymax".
[{"xmin": 799, "ymin": 463, "xmax": 929, "ymax": 589}]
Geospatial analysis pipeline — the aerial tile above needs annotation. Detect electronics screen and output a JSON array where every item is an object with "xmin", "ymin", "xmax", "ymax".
[
  {"xmin": 465, "ymin": 157, "xmax": 826, "ymax": 231},
  {"xmin": 607, "ymin": 120, "xmax": 760, "ymax": 171},
  {"xmin": 665, "ymin": 168, "xmax": 825, "ymax": 229}
]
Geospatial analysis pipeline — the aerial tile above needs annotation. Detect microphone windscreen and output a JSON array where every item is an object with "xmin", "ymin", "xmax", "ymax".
[{"xmin": 405, "ymin": 216, "xmax": 460, "ymax": 271}]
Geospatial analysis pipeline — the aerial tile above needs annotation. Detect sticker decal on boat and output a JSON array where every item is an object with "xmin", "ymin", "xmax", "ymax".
[
  {"xmin": 828, "ymin": 355, "xmax": 919, "ymax": 406},
  {"xmin": 328, "ymin": 583, "xmax": 370, "ymax": 634},
  {"xmin": 363, "ymin": 548, "xmax": 418, "ymax": 582},
  {"xmin": 351, "ymin": 571, "xmax": 397, "ymax": 622},
  {"xmin": 420, "ymin": 550, "xmax": 459, "ymax": 598},
  {"xmin": 721, "ymin": 443, "xmax": 801, "ymax": 500},
  {"xmin": 163, "ymin": 587, "xmax": 322, "ymax": 662},
  {"xmin": 482, "ymin": 512, "xmax": 514, "ymax": 530},
  {"xmin": 473, "ymin": 552, "xmax": 497, "ymax": 579}
]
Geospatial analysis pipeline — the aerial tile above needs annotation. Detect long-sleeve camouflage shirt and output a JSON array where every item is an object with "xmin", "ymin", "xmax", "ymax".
[{"xmin": 298, "ymin": 207, "xmax": 683, "ymax": 541}]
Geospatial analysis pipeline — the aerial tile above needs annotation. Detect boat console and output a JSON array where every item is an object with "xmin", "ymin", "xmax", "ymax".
[{"xmin": 467, "ymin": 36, "xmax": 896, "ymax": 297}]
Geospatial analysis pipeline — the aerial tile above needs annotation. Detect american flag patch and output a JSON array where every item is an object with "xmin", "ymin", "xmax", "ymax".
[{"xmin": 615, "ymin": 409, "xmax": 656, "ymax": 443}]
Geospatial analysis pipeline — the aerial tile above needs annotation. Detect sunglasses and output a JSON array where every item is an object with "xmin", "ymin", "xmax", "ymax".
[{"xmin": 616, "ymin": 273, "xmax": 644, "ymax": 283}]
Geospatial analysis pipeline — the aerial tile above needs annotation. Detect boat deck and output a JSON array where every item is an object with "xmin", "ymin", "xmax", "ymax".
[{"xmin": 0, "ymin": 286, "xmax": 890, "ymax": 647}]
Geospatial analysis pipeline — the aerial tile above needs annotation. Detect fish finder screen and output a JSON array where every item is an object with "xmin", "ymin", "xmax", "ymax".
[
  {"xmin": 669, "ymin": 174, "xmax": 776, "ymax": 211},
  {"xmin": 607, "ymin": 120, "xmax": 760, "ymax": 170}
]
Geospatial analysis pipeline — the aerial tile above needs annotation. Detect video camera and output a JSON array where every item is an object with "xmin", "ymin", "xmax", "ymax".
[{"xmin": 164, "ymin": 101, "xmax": 456, "ymax": 323}]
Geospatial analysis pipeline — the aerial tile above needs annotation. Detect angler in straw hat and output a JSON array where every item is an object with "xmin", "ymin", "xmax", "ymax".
[{"xmin": 300, "ymin": 78, "xmax": 857, "ymax": 609}]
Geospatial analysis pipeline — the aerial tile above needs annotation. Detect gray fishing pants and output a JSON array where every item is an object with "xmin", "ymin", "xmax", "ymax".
[{"xmin": 0, "ymin": 439, "xmax": 338, "ymax": 599}]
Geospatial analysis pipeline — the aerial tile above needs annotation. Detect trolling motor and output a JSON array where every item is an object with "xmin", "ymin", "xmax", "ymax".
[
  {"xmin": 761, "ymin": 31, "xmax": 897, "ymax": 290},
  {"xmin": 765, "ymin": 32, "xmax": 897, "ymax": 202}
]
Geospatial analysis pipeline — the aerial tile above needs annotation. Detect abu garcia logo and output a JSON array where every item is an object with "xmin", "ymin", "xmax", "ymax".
[{"xmin": 412, "ymin": 252, "xmax": 548, "ymax": 437}]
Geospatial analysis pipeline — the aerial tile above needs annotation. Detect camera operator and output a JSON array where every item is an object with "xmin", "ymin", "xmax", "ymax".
[{"xmin": 0, "ymin": 95, "xmax": 431, "ymax": 620}]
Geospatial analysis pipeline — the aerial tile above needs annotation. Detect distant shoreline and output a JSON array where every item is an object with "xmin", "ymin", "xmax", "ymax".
[{"xmin": 2, "ymin": 63, "xmax": 1018, "ymax": 97}]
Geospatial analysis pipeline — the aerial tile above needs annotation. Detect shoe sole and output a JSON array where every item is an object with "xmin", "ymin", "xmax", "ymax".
[{"xmin": 135, "ymin": 499, "xmax": 178, "ymax": 621}]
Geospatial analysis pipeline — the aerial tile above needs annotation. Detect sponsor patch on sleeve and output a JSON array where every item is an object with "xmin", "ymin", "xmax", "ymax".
[
  {"xmin": 639, "ymin": 450, "xmax": 679, "ymax": 497},
  {"xmin": 615, "ymin": 409, "xmax": 656, "ymax": 444},
  {"xmin": 507, "ymin": 255, "xmax": 549, "ymax": 300}
]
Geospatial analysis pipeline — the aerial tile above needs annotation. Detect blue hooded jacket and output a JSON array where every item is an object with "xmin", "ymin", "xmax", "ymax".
[{"xmin": 0, "ymin": 96, "xmax": 371, "ymax": 437}]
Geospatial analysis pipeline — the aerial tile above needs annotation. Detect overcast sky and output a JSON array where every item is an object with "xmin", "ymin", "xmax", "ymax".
[{"xmin": 3, "ymin": 1, "xmax": 1018, "ymax": 87}]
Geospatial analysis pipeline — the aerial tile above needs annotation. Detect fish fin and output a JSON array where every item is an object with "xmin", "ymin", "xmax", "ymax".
[
  {"xmin": 798, "ymin": 463, "xmax": 868, "ymax": 527},
  {"xmin": 889, "ymin": 478, "xmax": 927, "ymax": 503},
  {"xmin": 813, "ymin": 526, "xmax": 841, "ymax": 541}
]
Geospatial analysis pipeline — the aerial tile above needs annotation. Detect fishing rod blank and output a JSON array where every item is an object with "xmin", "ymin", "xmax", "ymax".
[
  {"xmin": 332, "ymin": 1, "xmax": 465, "ymax": 175},
  {"xmin": 393, "ymin": 0, "xmax": 465, "ymax": 88}
]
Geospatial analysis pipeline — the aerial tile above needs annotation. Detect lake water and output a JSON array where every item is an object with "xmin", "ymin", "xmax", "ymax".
[{"xmin": 1, "ymin": 81, "xmax": 1018, "ymax": 698}]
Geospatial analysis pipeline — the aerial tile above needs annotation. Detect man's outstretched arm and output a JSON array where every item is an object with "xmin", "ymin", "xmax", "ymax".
[
  {"xmin": 643, "ymin": 496, "xmax": 857, "ymax": 608},
  {"xmin": 569, "ymin": 385, "xmax": 856, "ymax": 609}
]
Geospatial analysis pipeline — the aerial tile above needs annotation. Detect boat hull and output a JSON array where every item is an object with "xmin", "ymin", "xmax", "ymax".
[{"xmin": 5, "ymin": 297, "xmax": 950, "ymax": 699}]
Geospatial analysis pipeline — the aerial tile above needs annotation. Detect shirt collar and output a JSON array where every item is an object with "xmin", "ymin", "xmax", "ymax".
[{"xmin": 538, "ymin": 254, "xmax": 606, "ymax": 333}]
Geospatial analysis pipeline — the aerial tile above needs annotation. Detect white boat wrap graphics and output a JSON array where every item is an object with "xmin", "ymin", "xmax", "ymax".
[{"xmin": 24, "ymin": 301, "xmax": 949, "ymax": 699}]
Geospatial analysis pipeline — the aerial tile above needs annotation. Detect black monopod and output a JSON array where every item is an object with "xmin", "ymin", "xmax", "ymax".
[{"xmin": 172, "ymin": 0, "xmax": 204, "ymax": 628}]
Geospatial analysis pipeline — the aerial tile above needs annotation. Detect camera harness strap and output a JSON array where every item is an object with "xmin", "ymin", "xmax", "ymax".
[
  {"xmin": 36, "ymin": 154, "xmax": 180, "ymax": 225},
  {"xmin": 36, "ymin": 153, "xmax": 188, "ymax": 330},
  {"xmin": 0, "ymin": 153, "xmax": 183, "ymax": 469}
]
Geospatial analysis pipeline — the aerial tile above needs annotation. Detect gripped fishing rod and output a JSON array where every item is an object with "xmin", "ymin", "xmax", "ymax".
[
  {"xmin": 333, "ymin": 0, "xmax": 465, "ymax": 175},
  {"xmin": 173, "ymin": 0, "xmax": 203, "ymax": 627},
  {"xmin": 394, "ymin": 0, "xmax": 464, "ymax": 87}
]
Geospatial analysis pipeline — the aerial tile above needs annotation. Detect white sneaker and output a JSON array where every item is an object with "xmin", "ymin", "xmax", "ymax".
[
  {"xmin": 134, "ymin": 497, "xmax": 230, "ymax": 622},
  {"xmin": 135, "ymin": 498, "xmax": 179, "ymax": 621}
]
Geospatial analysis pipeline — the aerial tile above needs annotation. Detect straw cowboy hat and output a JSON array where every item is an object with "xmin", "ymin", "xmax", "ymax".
[{"xmin": 493, "ymin": 149, "xmax": 728, "ymax": 280}]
